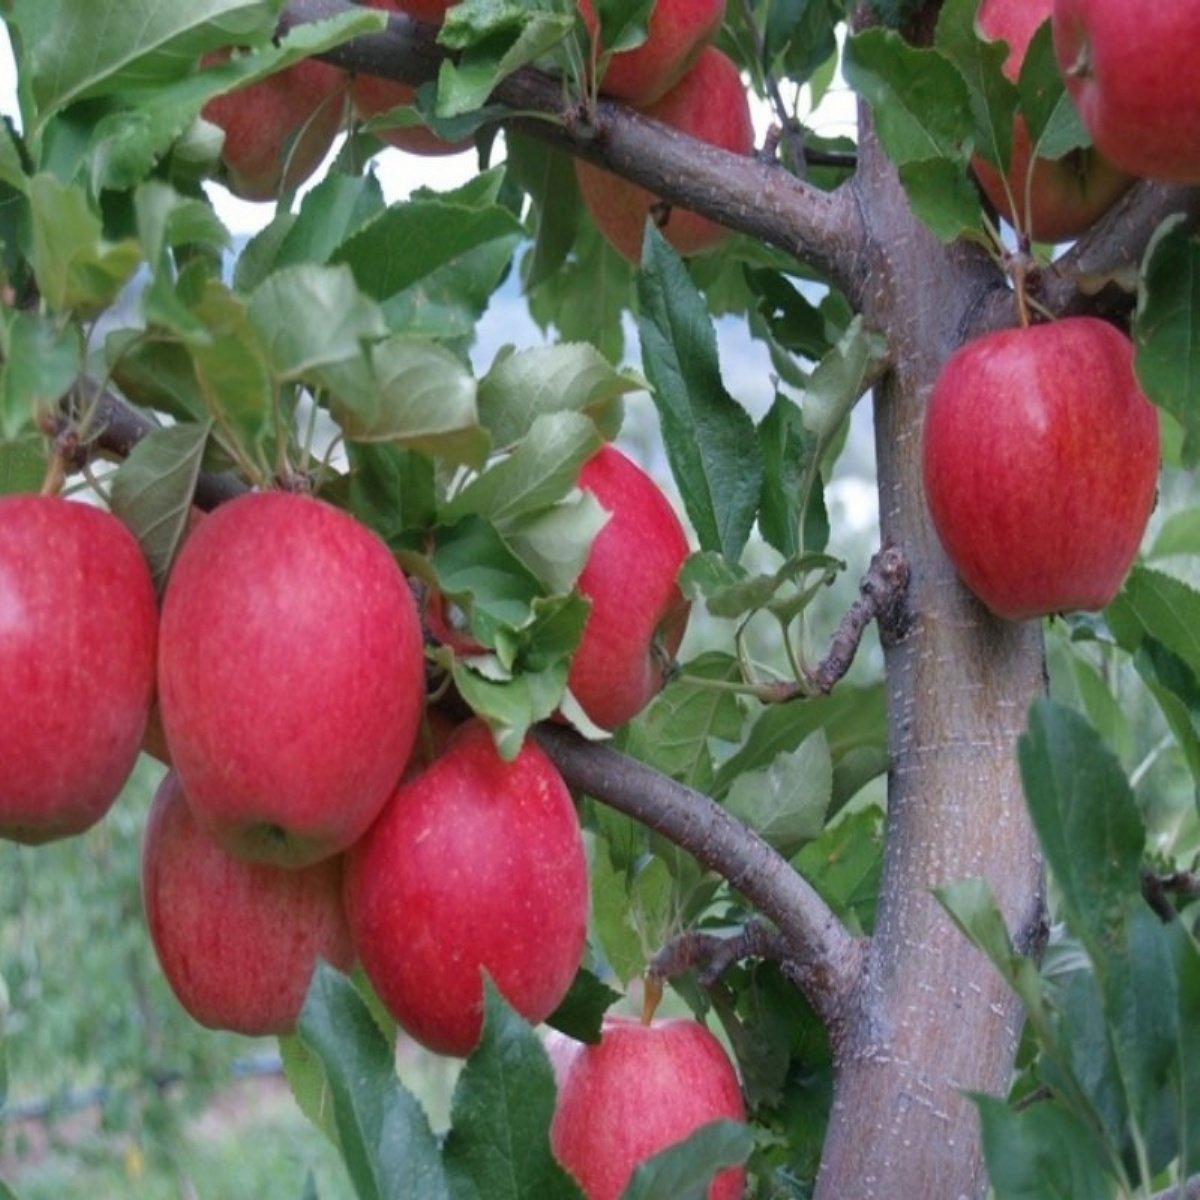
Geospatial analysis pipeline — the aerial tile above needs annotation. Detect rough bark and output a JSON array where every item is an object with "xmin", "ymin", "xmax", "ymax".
[{"xmin": 812, "ymin": 120, "xmax": 1047, "ymax": 1200}]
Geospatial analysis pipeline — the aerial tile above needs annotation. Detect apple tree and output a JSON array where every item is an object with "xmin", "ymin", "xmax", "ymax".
[{"xmin": 1, "ymin": 0, "xmax": 1199, "ymax": 1197}]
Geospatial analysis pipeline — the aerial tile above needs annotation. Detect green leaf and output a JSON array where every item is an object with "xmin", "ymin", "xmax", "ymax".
[
  {"xmin": 279, "ymin": 1032, "xmax": 340, "ymax": 1150},
  {"xmin": 442, "ymin": 412, "xmax": 603, "ymax": 528},
  {"xmin": 1107, "ymin": 567, "xmax": 1200, "ymax": 679},
  {"xmin": 590, "ymin": 846, "xmax": 647, "ymax": 986},
  {"xmin": 442, "ymin": 979, "xmax": 585, "ymax": 1200},
  {"xmin": 1135, "ymin": 215, "xmax": 1200, "ymax": 465},
  {"xmin": 758, "ymin": 396, "xmax": 823, "ymax": 558},
  {"xmin": 528, "ymin": 223, "xmax": 632, "ymax": 364},
  {"xmin": 108, "ymin": 421, "xmax": 211, "ymax": 593},
  {"xmin": 1148, "ymin": 508, "xmax": 1200, "ymax": 560},
  {"xmin": 724, "ymin": 729, "xmax": 833, "ymax": 856},
  {"xmin": 545, "ymin": 969, "xmax": 622, "ymax": 1045},
  {"xmin": 804, "ymin": 316, "xmax": 888, "ymax": 443},
  {"xmin": 451, "ymin": 656, "xmax": 571, "ymax": 762},
  {"xmin": 0, "ymin": 437, "xmax": 47, "ymax": 496},
  {"xmin": 502, "ymin": 493, "xmax": 610, "ymax": 595},
  {"xmin": 296, "ymin": 962, "xmax": 451, "ymax": 1200},
  {"xmin": 13, "ymin": 0, "xmax": 280, "ymax": 127},
  {"xmin": 28, "ymin": 175, "xmax": 141, "ymax": 316},
  {"xmin": 1019, "ymin": 19, "xmax": 1089, "ymax": 160},
  {"xmin": 793, "ymin": 806, "xmax": 884, "ymax": 936},
  {"xmin": 477, "ymin": 344, "xmax": 636, "ymax": 450},
  {"xmin": 619, "ymin": 651, "xmax": 747, "ymax": 792},
  {"xmin": 618, "ymin": 1119, "xmax": 753, "ymax": 1200},
  {"xmin": 333, "ymin": 170, "xmax": 524, "ymax": 303},
  {"xmin": 636, "ymin": 228, "xmax": 762, "ymax": 562},
  {"xmin": 935, "ymin": 0, "xmax": 1017, "ymax": 173},
  {"xmin": 713, "ymin": 684, "xmax": 887, "ymax": 810},
  {"xmin": 431, "ymin": 515, "xmax": 545, "ymax": 643},
  {"xmin": 594, "ymin": 0, "xmax": 654, "ymax": 55},
  {"xmin": 385, "ymin": 234, "xmax": 521, "ymax": 341},
  {"xmin": 1019, "ymin": 700, "xmax": 1144, "ymax": 947},
  {"xmin": 842, "ymin": 29, "xmax": 975, "ymax": 167},
  {"xmin": 744, "ymin": 268, "xmax": 834, "ymax": 361},
  {"xmin": 249, "ymin": 172, "xmax": 387, "ymax": 277},
  {"xmin": 897, "ymin": 158, "xmax": 989, "ymax": 243},
  {"xmin": 338, "ymin": 442, "xmax": 437, "ymax": 545},
  {"xmin": 322, "ymin": 337, "xmax": 486, "ymax": 468},
  {"xmin": 0, "ymin": 311, "xmax": 82, "ymax": 439},
  {"xmin": 183, "ymin": 276, "xmax": 274, "ymax": 449},
  {"xmin": 436, "ymin": 7, "xmax": 574, "ymax": 118},
  {"xmin": 507, "ymin": 134, "xmax": 582, "ymax": 291},
  {"xmin": 248, "ymin": 264, "xmax": 388, "ymax": 381},
  {"xmin": 975, "ymin": 1095, "xmax": 1118, "ymax": 1200}
]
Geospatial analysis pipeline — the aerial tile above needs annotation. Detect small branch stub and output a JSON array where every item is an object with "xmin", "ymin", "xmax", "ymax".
[{"xmin": 806, "ymin": 542, "xmax": 911, "ymax": 694}]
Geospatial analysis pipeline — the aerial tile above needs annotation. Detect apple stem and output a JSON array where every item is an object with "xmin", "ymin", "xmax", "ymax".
[{"xmin": 640, "ymin": 974, "xmax": 664, "ymax": 1026}]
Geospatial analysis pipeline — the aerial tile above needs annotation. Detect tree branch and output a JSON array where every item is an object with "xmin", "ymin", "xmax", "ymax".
[
  {"xmin": 970, "ymin": 179, "xmax": 1200, "ymax": 336},
  {"xmin": 278, "ymin": 0, "xmax": 868, "ymax": 301},
  {"xmin": 531, "ymin": 723, "xmax": 864, "ymax": 1034},
  {"xmin": 647, "ymin": 920, "xmax": 789, "ymax": 989}
]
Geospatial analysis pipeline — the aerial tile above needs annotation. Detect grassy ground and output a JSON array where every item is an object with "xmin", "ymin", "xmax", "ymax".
[{"xmin": 2, "ymin": 1077, "xmax": 355, "ymax": 1200}]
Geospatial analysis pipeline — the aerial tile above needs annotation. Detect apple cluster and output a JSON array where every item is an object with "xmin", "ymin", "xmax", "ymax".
[
  {"xmin": 924, "ymin": 0, "xmax": 1179, "ymax": 623},
  {"xmin": 972, "ymin": 0, "xmax": 1200, "ymax": 245},
  {"xmin": 0, "ymin": 437, "xmax": 740, "ymax": 1191},
  {"xmin": 198, "ymin": 0, "xmax": 756, "ymax": 269}
]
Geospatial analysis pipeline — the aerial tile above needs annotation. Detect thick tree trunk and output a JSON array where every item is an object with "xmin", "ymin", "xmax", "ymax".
[{"xmin": 813, "ymin": 126, "xmax": 1046, "ymax": 1198}]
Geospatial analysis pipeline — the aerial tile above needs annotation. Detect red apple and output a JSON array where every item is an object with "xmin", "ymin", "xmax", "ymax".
[
  {"xmin": 202, "ymin": 54, "xmax": 347, "ymax": 201},
  {"xmin": 1053, "ymin": 0, "xmax": 1200, "ymax": 184},
  {"xmin": 158, "ymin": 490, "xmax": 425, "ymax": 867},
  {"xmin": 350, "ymin": 0, "xmax": 470, "ymax": 155},
  {"xmin": 922, "ymin": 317, "xmax": 1159, "ymax": 621},
  {"xmin": 0, "ymin": 495, "xmax": 157, "ymax": 844},
  {"xmin": 551, "ymin": 1016, "xmax": 747, "ymax": 1200},
  {"xmin": 575, "ymin": 48, "xmax": 754, "ymax": 264},
  {"xmin": 343, "ymin": 719, "xmax": 588, "ymax": 1057},
  {"xmin": 579, "ymin": 0, "xmax": 725, "ymax": 106},
  {"xmin": 142, "ymin": 771, "xmax": 354, "ymax": 1036},
  {"xmin": 397, "ymin": 0, "xmax": 453, "ymax": 24},
  {"xmin": 569, "ymin": 445, "xmax": 691, "ymax": 730},
  {"xmin": 971, "ymin": 0, "xmax": 1133, "ymax": 242}
]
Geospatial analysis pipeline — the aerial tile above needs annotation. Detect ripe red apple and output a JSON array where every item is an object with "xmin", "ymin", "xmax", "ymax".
[
  {"xmin": 350, "ymin": 0, "xmax": 470, "ymax": 155},
  {"xmin": 551, "ymin": 1016, "xmax": 747, "ymax": 1200},
  {"xmin": 1053, "ymin": 0, "xmax": 1200, "ymax": 184},
  {"xmin": 569, "ymin": 445, "xmax": 691, "ymax": 730},
  {"xmin": 397, "ymin": 0, "xmax": 453, "ymax": 24},
  {"xmin": 343, "ymin": 719, "xmax": 588, "ymax": 1057},
  {"xmin": 202, "ymin": 54, "xmax": 347, "ymax": 201},
  {"xmin": 922, "ymin": 317, "xmax": 1159, "ymax": 621},
  {"xmin": 0, "ymin": 495, "xmax": 157, "ymax": 844},
  {"xmin": 579, "ymin": 0, "xmax": 725, "ymax": 106},
  {"xmin": 158, "ymin": 491, "xmax": 425, "ymax": 868},
  {"xmin": 971, "ymin": 0, "xmax": 1132, "ymax": 242},
  {"xmin": 142, "ymin": 771, "xmax": 354, "ymax": 1036},
  {"xmin": 576, "ymin": 48, "xmax": 754, "ymax": 264}
]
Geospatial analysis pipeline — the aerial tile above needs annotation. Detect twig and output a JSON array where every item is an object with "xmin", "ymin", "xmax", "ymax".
[
  {"xmin": 647, "ymin": 920, "xmax": 789, "ymax": 989},
  {"xmin": 1141, "ymin": 868, "xmax": 1200, "ymax": 923},
  {"xmin": 58, "ymin": 378, "xmax": 248, "ymax": 510},
  {"xmin": 970, "ymin": 179, "xmax": 1200, "ymax": 334},
  {"xmin": 736, "ymin": 0, "xmax": 807, "ymax": 175},
  {"xmin": 531, "ymin": 723, "xmax": 864, "ymax": 1034},
  {"xmin": 277, "ymin": 0, "xmax": 867, "ymax": 303},
  {"xmin": 806, "ymin": 543, "xmax": 911, "ymax": 694}
]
